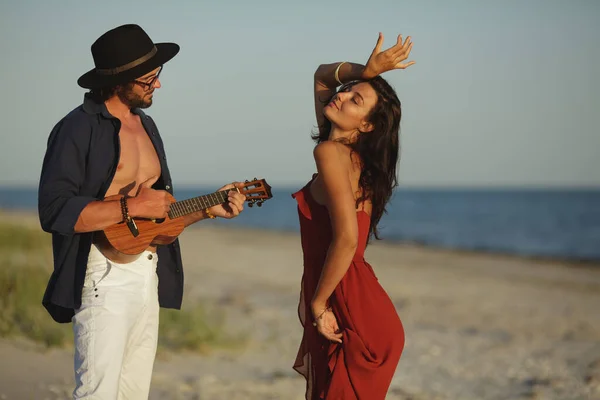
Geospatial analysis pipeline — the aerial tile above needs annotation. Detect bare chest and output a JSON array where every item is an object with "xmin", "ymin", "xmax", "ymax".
[{"xmin": 105, "ymin": 119, "xmax": 161, "ymax": 197}]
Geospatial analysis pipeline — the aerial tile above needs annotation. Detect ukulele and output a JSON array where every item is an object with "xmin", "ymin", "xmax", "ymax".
[{"xmin": 93, "ymin": 178, "xmax": 272, "ymax": 263}]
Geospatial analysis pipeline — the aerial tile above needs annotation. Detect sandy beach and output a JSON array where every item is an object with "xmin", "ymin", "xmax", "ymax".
[{"xmin": 1, "ymin": 220, "xmax": 599, "ymax": 400}]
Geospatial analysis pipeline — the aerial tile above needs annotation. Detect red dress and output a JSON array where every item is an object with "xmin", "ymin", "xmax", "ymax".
[{"xmin": 292, "ymin": 177, "xmax": 405, "ymax": 400}]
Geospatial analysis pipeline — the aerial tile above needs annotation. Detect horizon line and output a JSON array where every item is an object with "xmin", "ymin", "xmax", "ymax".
[{"xmin": 1, "ymin": 183, "xmax": 599, "ymax": 191}]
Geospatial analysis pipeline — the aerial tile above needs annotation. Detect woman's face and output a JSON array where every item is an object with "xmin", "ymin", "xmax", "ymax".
[{"xmin": 323, "ymin": 82, "xmax": 378, "ymax": 133}]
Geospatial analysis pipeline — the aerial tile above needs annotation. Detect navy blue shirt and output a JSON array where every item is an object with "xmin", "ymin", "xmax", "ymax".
[{"xmin": 38, "ymin": 93, "xmax": 184, "ymax": 323}]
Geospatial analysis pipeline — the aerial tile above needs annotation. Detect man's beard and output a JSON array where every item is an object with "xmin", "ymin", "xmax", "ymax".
[{"xmin": 117, "ymin": 84, "xmax": 152, "ymax": 109}]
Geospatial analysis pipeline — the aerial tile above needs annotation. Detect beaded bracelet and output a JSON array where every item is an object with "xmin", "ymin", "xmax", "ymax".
[
  {"xmin": 204, "ymin": 208, "xmax": 216, "ymax": 219},
  {"xmin": 120, "ymin": 196, "xmax": 139, "ymax": 237},
  {"xmin": 120, "ymin": 196, "xmax": 131, "ymax": 222}
]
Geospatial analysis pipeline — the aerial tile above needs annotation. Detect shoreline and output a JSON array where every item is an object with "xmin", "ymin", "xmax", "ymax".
[
  {"xmin": 188, "ymin": 222, "xmax": 600, "ymax": 268},
  {"xmin": 3, "ymin": 208, "xmax": 599, "ymax": 267}
]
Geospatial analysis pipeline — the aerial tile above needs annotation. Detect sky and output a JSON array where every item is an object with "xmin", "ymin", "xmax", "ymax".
[{"xmin": 0, "ymin": 0, "xmax": 598, "ymax": 188}]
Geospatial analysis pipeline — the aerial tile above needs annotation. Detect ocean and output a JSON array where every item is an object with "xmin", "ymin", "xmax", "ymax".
[{"xmin": 2, "ymin": 186, "xmax": 599, "ymax": 263}]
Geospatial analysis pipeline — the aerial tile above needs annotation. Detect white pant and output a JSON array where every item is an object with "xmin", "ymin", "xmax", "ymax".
[{"xmin": 72, "ymin": 245, "xmax": 160, "ymax": 400}]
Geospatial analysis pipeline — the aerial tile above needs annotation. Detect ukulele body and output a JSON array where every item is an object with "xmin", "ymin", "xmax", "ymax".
[{"xmin": 93, "ymin": 193, "xmax": 184, "ymax": 263}]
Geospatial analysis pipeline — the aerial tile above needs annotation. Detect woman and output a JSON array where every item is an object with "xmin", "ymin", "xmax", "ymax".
[{"xmin": 292, "ymin": 33, "xmax": 415, "ymax": 399}]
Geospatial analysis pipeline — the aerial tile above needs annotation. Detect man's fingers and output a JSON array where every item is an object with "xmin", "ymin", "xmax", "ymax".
[
  {"xmin": 223, "ymin": 194, "xmax": 245, "ymax": 217},
  {"xmin": 229, "ymin": 192, "xmax": 245, "ymax": 206},
  {"xmin": 139, "ymin": 177, "xmax": 155, "ymax": 190},
  {"xmin": 228, "ymin": 201, "xmax": 240, "ymax": 216}
]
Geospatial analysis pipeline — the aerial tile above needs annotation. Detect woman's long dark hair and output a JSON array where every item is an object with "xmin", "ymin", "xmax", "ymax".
[{"xmin": 312, "ymin": 76, "xmax": 402, "ymax": 241}]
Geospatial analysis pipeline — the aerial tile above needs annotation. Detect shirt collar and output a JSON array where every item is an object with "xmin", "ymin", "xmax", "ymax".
[{"xmin": 82, "ymin": 92, "xmax": 148, "ymax": 120}]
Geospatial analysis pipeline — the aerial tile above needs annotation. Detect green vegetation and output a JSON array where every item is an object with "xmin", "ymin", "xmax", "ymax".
[
  {"xmin": 0, "ymin": 221, "xmax": 241, "ymax": 352},
  {"xmin": 159, "ymin": 305, "xmax": 245, "ymax": 354},
  {"xmin": 0, "ymin": 222, "xmax": 70, "ymax": 347}
]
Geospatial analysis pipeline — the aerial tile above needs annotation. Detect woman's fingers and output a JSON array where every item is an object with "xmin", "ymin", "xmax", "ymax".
[
  {"xmin": 395, "ymin": 60, "xmax": 416, "ymax": 69},
  {"xmin": 322, "ymin": 328, "xmax": 343, "ymax": 343},
  {"xmin": 372, "ymin": 32, "xmax": 384, "ymax": 55}
]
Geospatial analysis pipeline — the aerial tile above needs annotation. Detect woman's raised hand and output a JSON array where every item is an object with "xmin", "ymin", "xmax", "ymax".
[{"xmin": 362, "ymin": 33, "xmax": 415, "ymax": 80}]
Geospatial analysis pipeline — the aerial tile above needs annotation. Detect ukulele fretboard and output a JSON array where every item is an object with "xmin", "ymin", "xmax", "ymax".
[{"xmin": 168, "ymin": 190, "xmax": 229, "ymax": 219}]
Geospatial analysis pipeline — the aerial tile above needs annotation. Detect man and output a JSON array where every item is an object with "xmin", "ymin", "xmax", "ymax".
[{"xmin": 38, "ymin": 24, "xmax": 246, "ymax": 399}]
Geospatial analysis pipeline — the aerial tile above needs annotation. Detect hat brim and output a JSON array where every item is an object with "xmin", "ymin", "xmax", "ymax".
[{"xmin": 77, "ymin": 42, "xmax": 180, "ymax": 89}]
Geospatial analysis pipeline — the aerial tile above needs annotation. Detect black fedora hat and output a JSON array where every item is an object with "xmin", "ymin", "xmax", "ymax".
[{"xmin": 77, "ymin": 24, "xmax": 179, "ymax": 89}]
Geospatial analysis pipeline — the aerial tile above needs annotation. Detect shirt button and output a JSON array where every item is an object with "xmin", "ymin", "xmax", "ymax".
[
  {"xmin": 165, "ymin": 185, "xmax": 171, "ymax": 190},
  {"xmin": 147, "ymin": 254, "xmax": 153, "ymax": 260}
]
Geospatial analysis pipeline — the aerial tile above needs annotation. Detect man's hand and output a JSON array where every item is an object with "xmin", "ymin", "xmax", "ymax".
[
  {"xmin": 128, "ymin": 187, "xmax": 173, "ymax": 219},
  {"xmin": 362, "ymin": 33, "xmax": 415, "ymax": 80},
  {"xmin": 208, "ymin": 182, "xmax": 246, "ymax": 219}
]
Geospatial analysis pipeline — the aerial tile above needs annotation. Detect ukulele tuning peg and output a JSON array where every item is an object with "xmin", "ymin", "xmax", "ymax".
[
  {"xmin": 253, "ymin": 177, "xmax": 257, "ymax": 181},
  {"xmin": 248, "ymin": 202, "xmax": 254, "ymax": 208},
  {"xmin": 257, "ymin": 201, "xmax": 263, "ymax": 207},
  {"xmin": 245, "ymin": 179, "xmax": 249, "ymax": 183}
]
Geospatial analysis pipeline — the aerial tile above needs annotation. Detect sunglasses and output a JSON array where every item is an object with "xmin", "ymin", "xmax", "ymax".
[{"xmin": 133, "ymin": 66, "xmax": 163, "ymax": 91}]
